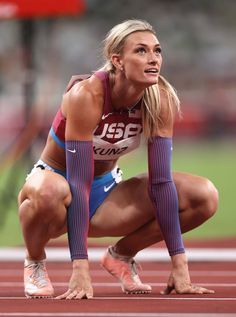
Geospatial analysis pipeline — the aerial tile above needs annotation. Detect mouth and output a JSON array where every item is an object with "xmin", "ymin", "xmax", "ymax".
[{"xmin": 144, "ymin": 68, "xmax": 159, "ymax": 75}]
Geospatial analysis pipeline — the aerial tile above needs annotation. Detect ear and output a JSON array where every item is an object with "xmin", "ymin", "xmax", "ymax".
[{"xmin": 111, "ymin": 54, "xmax": 124, "ymax": 71}]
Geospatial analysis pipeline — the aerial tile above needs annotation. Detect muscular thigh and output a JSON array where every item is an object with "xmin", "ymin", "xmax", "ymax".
[
  {"xmin": 19, "ymin": 169, "xmax": 71, "ymax": 208},
  {"xmin": 89, "ymin": 174, "xmax": 155, "ymax": 237},
  {"xmin": 172, "ymin": 171, "xmax": 211, "ymax": 212},
  {"xmin": 89, "ymin": 171, "xmax": 206, "ymax": 237}
]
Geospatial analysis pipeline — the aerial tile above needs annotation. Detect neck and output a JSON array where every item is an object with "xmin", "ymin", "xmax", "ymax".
[{"xmin": 109, "ymin": 73, "xmax": 144, "ymax": 111}]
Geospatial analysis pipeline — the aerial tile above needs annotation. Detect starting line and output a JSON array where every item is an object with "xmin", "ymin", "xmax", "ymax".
[
  {"xmin": 0, "ymin": 313, "xmax": 236, "ymax": 317},
  {"xmin": 0, "ymin": 296, "xmax": 236, "ymax": 301},
  {"xmin": 1, "ymin": 247, "xmax": 236, "ymax": 262}
]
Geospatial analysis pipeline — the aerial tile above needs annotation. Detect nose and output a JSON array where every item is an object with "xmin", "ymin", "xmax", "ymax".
[{"xmin": 148, "ymin": 51, "xmax": 159, "ymax": 64}]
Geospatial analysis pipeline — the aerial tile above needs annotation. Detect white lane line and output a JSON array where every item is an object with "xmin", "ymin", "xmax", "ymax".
[
  {"xmin": 0, "ymin": 296, "xmax": 236, "ymax": 301},
  {"xmin": 1, "ymin": 270, "xmax": 236, "ymax": 277},
  {"xmin": 1, "ymin": 282, "xmax": 236, "ymax": 288},
  {"xmin": 0, "ymin": 313, "xmax": 235, "ymax": 317},
  {"xmin": 1, "ymin": 248, "xmax": 236, "ymax": 262},
  {"xmin": 0, "ymin": 294, "xmax": 236, "ymax": 302},
  {"xmin": 0, "ymin": 313, "xmax": 236, "ymax": 317}
]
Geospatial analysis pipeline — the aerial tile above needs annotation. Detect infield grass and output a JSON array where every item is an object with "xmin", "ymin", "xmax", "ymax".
[
  {"xmin": 0, "ymin": 140, "xmax": 235, "ymax": 246},
  {"xmin": 119, "ymin": 139, "xmax": 236, "ymax": 240}
]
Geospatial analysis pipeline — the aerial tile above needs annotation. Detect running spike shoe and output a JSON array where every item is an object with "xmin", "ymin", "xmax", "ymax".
[
  {"xmin": 24, "ymin": 259, "xmax": 54, "ymax": 298},
  {"xmin": 101, "ymin": 246, "xmax": 152, "ymax": 294}
]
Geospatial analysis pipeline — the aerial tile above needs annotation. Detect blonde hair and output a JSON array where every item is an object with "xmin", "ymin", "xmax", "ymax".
[{"xmin": 99, "ymin": 19, "xmax": 180, "ymax": 138}]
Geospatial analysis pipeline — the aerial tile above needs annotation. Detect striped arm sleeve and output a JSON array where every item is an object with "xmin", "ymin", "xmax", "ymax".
[
  {"xmin": 148, "ymin": 136, "xmax": 185, "ymax": 256},
  {"xmin": 66, "ymin": 140, "xmax": 94, "ymax": 260}
]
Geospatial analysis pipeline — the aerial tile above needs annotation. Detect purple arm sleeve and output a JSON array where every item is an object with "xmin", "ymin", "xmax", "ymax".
[
  {"xmin": 66, "ymin": 140, "xmax": 94, "ymax": 260},
  {"xmin": 148, "ymin": 136, "xmax": 185, "ymax": 256}
]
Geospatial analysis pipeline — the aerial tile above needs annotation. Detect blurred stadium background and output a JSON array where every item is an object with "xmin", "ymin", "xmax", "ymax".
[{"xmin": 0, "ymin": 0, "xmax": 235, "ymax": 246}]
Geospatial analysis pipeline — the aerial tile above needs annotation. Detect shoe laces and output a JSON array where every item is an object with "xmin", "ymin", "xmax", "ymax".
[
  {"xmin": 107, "ymin": 247, "xmax": 142, "ymax": 278},
  {"xmin": 27, "ymin": 262, "xmax": 48, "ymax": 287},
  {"xmin": 127, "ymin": 259, "xmax": 142, "ymax": 277}
]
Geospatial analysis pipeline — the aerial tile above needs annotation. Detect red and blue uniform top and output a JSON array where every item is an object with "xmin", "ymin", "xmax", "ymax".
[{"xmin": 50, "ymin": 71, "xmax": 143, "ymax": 161}]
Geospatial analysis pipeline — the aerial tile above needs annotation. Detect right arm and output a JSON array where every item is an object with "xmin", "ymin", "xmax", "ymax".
[
  {"xmin": 65, "ymin": 84, "xmax": 100, "ymax": 261},
  {"xmin": 57, "ymin": 77, "xmax": 103, "ymax": 299}
]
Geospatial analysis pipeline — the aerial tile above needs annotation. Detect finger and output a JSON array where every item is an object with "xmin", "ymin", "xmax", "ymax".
[
  {"xmin": 66, "ymin": 290, "xmax": 78, "ymax": 300},
  {"xmin": 203, "ymin": 289, "xmax": 215, "ymax": 294},
  {"xmin": 75, "ymin": 290, "xmax": 86, "ymax": 299},
  {"xmin": 75, "ymin": 288, "xmax": 93, "ymax": 299},
  {"xmin": 85, "ymin": 289, "xmax": 93, "ymax": 299},
  {"xmin": 177, "ymin": 286, "xmax": 215, "ymax": 295},
  {"xmin": 83, "ymin": 289, "xmax": 93, "ymax": 299},
  {"xmin": 160, "ymin": 284, "xmax": 175, "ymax": 295},
  {"xmin": 55, "ymin": 290, "xmax": 72, "ymax": 300},
  {"xmin": 191, "ymin": 286, "xmax": 215, "ymax": 294}
]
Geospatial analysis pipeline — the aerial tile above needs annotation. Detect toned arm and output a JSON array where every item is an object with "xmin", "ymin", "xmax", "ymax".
[
  {"xmin": 147, "ymin": 87, "xmax": 185, "ymax": 256},
  {"xmin": 63, "ymin": 78, "xmax": 103, "ymax": 260}
]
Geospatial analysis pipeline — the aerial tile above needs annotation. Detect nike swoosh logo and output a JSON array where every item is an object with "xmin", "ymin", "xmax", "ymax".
[
  {"xmin": 104, "ymin": 181, "xmax": 116, "ymax": 192},
  {"xmin": 67, "ymin": 149, "xmax": 76, "ymax": 153},
  {"xmin": 101, "ymin": 113, "xmax": 113, "ymax": 120}
]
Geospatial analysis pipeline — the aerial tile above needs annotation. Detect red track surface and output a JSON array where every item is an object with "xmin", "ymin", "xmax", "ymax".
[{"xmin": 1, "ymin": 239, "xmax": 236, "ymax": 316}]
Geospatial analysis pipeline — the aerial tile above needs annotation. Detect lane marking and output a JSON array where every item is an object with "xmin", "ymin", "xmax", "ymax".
[
  {"xmin": 1, "ymin": 269, "xmax": 236, "ymax": 277},
  {"xmin": 0, "ymin": 313, "xmax": 236, "ymax": 317},
  {"xmin": 1, "ymin": 247, "xmax": 236, "ymax": 262},
  {"xmin": 1, "ymin": 282, "xmax": 236, "ymax": 288},
  {"xmin": 0, "ymin": 313, "xmax": 235, "ymax": 317},
  {"xmin": 0, "ymin": 296, "xmax": 236, "ymax": 301}
]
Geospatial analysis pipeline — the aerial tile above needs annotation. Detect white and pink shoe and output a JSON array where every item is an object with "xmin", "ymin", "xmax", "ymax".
[
  {"xmin": 101, "ymin": 246, "xmax": 152, "ymax": 294},
  {"xmin": 24, "ymin": 259, "xmax": 54, "ymax": 298}
]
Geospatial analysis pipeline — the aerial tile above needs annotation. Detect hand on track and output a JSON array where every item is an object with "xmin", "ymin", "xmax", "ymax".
[
  {"xmin": 56, "ymin": 259, "xmax": 93, "ymax": 300},
  {"xmin": 160, "ymin": 271, "xmax": 215, "ymax": 295},
  {"xmin": 161, "ymin": 254, "xmax": 215, "ymax": 295}
]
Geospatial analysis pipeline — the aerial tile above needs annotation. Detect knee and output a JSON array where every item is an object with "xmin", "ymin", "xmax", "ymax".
[
  {"xmin": 34, "ymin": 185, "xmax": 60, "ymax": 212},
  {"xmin": 197, "ymin": 178, "xmax": 219, "ymax": 220},
  {"xmin": 20, "ymin": 182, "xmax": 70, "ymax": 220}
]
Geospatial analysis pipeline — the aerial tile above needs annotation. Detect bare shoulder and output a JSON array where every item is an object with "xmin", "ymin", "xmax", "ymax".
[
  {"xmin": 62, "ymin": 74, "xmax": 103, "ymax": 118},
  {"xmin": 72, "ymin": 73, "xmax": 103, "ymax": 95},
  {"xmin": 67, "ymin": 74, "xmax": 103, "ymax": 103},
  {"xmin": 62, "ymin": 74, "xmax": 104, "ymax": 140}
]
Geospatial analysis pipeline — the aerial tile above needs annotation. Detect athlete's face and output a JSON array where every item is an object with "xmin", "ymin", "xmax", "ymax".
[{"xmin": 116, "ymin": 31, "xmax": 162, "ymax": 86}]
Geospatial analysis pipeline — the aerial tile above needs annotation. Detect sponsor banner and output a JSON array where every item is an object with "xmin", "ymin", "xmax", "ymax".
[{"xmin": 0, "ymin": 0, "xmax": 86, "ymax": 19}]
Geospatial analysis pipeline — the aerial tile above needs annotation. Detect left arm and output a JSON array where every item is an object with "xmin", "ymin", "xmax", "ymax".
[
  {"xmin": 148, "ymin": 87, "xmax": 214, "ymax": 294},
  {"xmin": 148, "ymin": 136, "xmax": 185, "ymax": 256},
  {"xmin": 148, "ymin": 87, "xmax": 184, "ymax": 257}
]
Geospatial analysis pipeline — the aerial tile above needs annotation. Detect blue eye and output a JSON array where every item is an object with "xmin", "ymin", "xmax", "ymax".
[
  {"xmin": 136, "ymin": 47, "xmax": 146, "ymax": 54},
  {"xmin": 155, "ymin": 47, "xmax": 162, "ymax": 54}
]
